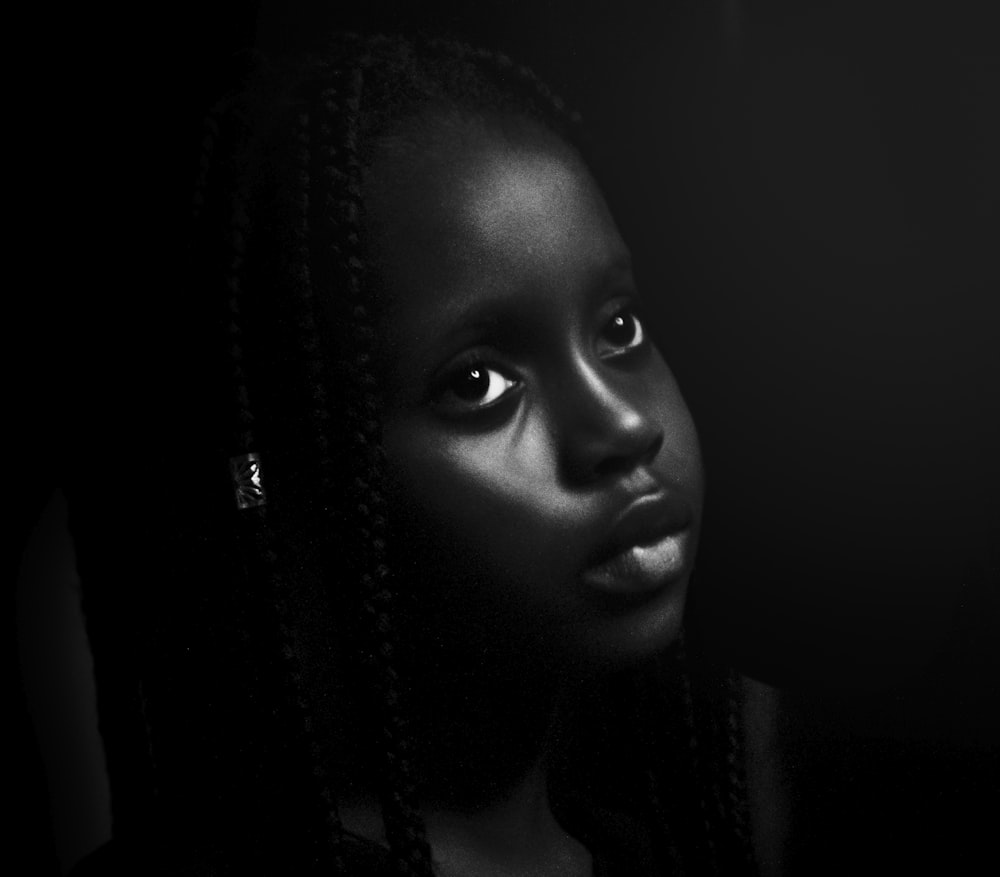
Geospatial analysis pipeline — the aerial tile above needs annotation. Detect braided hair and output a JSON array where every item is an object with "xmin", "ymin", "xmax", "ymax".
[{"xmin": 126, "ymin": 32, "xmax": 758, "ymax": 876}]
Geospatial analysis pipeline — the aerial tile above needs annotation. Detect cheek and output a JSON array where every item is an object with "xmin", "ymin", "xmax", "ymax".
[
  {"xmin": 382, "ymin": 416, "xmax": 579, "ymax": 587},
  {"xmin": 646, "ymin": 359, "xmax": 703, "ymax": 492},
  {"xmin": 665, "ymin": 403, "xmax": 702, "ymax": 488},
  {"xmin": 382, "ymin": 422, "xmax": 588, "ymax": 657}
]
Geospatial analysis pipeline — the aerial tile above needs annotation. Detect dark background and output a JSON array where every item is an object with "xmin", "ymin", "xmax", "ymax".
[{"xmin": 13, "ymin": 1, "xmax": 999, "ymax": 874}]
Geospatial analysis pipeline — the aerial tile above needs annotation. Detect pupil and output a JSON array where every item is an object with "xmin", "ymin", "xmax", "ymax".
[
  {"xmin": 454, "ymin": 366, "xmax": 490, "ymax": 401},
  {"xmin": 606, "ymin": 312, "xmax": 635, "ymax": 345}
]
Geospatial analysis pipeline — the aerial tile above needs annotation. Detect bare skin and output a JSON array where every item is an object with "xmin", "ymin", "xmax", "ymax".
[{"xmin": 341, "ymin": 760, "xmax": 591, "ymax": 877}]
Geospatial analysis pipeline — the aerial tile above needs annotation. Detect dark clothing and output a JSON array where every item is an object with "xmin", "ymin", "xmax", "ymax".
[{"xmin": 70, "ymin": 802, "xmax": 661, "ymax": 876}]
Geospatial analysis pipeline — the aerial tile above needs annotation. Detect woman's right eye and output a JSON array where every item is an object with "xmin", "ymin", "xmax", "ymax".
[{"xmin": 434, "ymin": 362, "xmax": 519, "ymax": 412}]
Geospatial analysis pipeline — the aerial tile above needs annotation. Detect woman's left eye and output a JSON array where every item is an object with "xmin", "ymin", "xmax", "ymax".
[
  {"xmin": 435, "ymin": 363, "xmax": 519, "ymax": 411},
  {"xmin": 597, "ymin": 308, "xmax": 645, "ymax": 357}
]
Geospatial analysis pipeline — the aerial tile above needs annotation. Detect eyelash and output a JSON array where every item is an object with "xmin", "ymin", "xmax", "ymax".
[
  {"xmin": 597, "ymin": 306, "xmax": 646, "ymax": 358},
  {"xmin": 432, "ymin": 357, "xmax": 520, "ymax": 413},
  {"xmin": 430, "ymin": 306, "xmax": 647, "ymax": 415}
]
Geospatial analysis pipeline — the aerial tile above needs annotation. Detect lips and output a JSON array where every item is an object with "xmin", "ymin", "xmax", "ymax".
[{"xmin": 580, "ymin": 492, "xmax": 693, "ymax": 597}]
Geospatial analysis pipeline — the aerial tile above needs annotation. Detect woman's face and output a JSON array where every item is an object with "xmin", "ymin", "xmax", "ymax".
[{"xmin": 365, "ymin": 116, "xmax": 703, "ymax": 668}]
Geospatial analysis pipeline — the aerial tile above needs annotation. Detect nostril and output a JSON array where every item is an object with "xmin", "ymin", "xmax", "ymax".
[
  {"xmin": 592, "ymin": 429, "xmax": 663, "ymax": 480},
  {"xmin": 642, "ymin": 431, "xmax": 664, "ymax": 465},
  {"xmin": 592, "ymin": 454, "xmax": 634, "ymax": 480}
]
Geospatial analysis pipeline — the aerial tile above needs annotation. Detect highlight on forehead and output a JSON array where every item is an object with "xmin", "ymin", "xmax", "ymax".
[
  {"xmin": 365, "ymin": 102, "xmax": 575, "ymax": 187},
  {"xmin": 450, "ymin": 130, "xmax": 595, "ymax": 248}
]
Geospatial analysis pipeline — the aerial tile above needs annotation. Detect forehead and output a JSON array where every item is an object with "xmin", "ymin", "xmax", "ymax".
[
  {"xmin": 363, "ymin": 116, "xmax": 626, "ymax": 311},
  {"xmin": 445, "ymin": 132, "xmax": 602, "ymax": 263}
]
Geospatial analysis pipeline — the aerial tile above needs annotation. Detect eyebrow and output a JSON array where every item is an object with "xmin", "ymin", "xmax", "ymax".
[
  {"xmin": 599, "ymin": 252, "xmax": 636, "ymax": 289},
  {"xmin": 399, "ymin": 250, "xmax": 636, "ymax": 369},
  {"xmin": 411, "ymin": 306, "xmax": 509, "ymax": 365}
]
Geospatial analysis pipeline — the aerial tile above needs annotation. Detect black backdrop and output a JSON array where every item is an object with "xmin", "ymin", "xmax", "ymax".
[{"xmin": 14, "ymin": 1, "xmax": 999, "ymax": 874}]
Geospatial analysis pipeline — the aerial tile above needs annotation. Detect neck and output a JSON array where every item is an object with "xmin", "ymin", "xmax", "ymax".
[
  {"xmin": 337, "ymin": 638, "xmax": 596, "ymax": 875},
  {"xmin": 406, "ymin": 633, "xmax": 569, "ymax": 810},
  {"xmin": 422, "ymin": 759, "xmax": 591, "ymax": 877}
]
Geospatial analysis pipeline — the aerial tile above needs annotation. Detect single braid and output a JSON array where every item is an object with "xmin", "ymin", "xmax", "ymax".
[
  {"xmin": 319, "ymin": 55, "xmax": 435, "ymax": 877},
  {"xmin": 289, "ymin": 108, "xmax": 339, "ymax": 500},
  {"xmin": 676, "ymin": 635, "xmax": 760, "ymax": 876},
  {"xmin": 191, "ymin": 115, "xmax": 220, "ymax": 227},
  {"xmin": 643, "ymin": 769, "xmax": 685, "ymax": 875},
  {"xmin": 678, "ymin": 638, "xmax": 722, "ymax": 874},
  {"xmin": 632, "ymin": 663, "xmax": 687, "ymax": 875},
  {"xmin": 224, "ymin": 179, "xmax": 255, "ymax": 453},
  {"xmin": 249, "ymin": 508, "xmax": 349, "ymax": 874},
  {"xmin": 722, "ymin": 668, "xmax": 756, "ymax": 871}
]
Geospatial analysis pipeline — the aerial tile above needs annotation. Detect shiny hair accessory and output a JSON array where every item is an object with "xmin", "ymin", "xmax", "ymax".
[{"xmin": 230, "ymin": 452, "xmax": 266, "ymax": 510}]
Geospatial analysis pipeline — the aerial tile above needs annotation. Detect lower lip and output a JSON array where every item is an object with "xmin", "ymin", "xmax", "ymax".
[{"xmin": 581, "ymin": 529, "xmax": 691, "ymax": 596}]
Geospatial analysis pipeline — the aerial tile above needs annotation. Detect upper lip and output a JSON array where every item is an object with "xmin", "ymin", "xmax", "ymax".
[{"xmin": 587, "ymin": 490, "xmax": 693, "ymax": 567}]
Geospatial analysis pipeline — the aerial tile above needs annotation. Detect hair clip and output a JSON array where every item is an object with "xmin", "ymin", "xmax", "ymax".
[{"xmin": 230, "ymin": 452, "xmax": 267, "ymax": 510}]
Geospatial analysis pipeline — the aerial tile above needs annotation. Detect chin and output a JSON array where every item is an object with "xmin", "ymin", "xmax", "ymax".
[{"xmin": 576, "ymin": 575, "xmax": 689, "ymax": 669}]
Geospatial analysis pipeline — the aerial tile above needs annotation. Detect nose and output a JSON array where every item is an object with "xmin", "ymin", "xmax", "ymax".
[{"xmin": 556, "ymin": 359, "xmax": 664, "ymax": 484}]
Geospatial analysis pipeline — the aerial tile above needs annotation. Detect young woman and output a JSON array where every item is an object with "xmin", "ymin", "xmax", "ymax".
[{"xmin": 72, "ymin": 32, "xmax": 769, "ymax": 877}]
